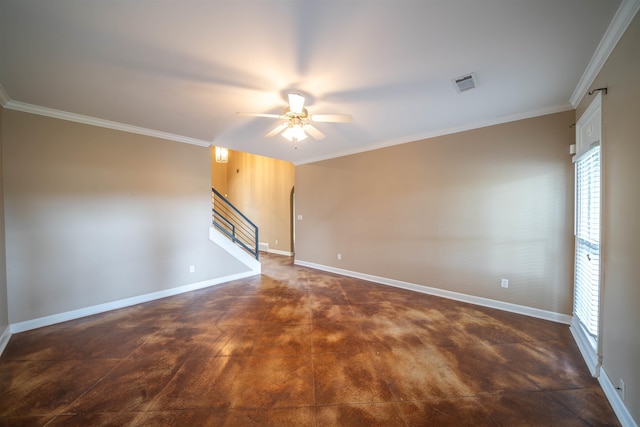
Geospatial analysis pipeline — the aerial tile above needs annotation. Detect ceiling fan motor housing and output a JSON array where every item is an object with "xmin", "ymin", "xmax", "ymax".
[{"xmin": 285, "ymin": 107, "xmax": 308, "ymax": 119}]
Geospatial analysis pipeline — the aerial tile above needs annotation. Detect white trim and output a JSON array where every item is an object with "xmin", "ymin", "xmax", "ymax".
[
  {"xmin": 267, "ymin": 249, "xmax": 294, "ymax": 257},
  {"xmin": 573, "ymin": 91, "xmax": 602, "ymax": 161},
  {"xmin": 0, "ymin": 325, "xmax": 11, "ymax": 356},
  {"xmin": 570, "ymin": 0, "xmax": 640, "ymax": 108},
  {"xmin": 209, "ymin": 227, "xmax": 261, "ymax": 274},
  {"xmin": 8, "ymin": 228, "xmax": 262, "ymax": 334},
  {"xmin": 569, "ymin": 316, "xmax": 601, "ymax": 377},
  {"xmin": 294, "ymin": 259, "xmax": 572, "ymax": 324},
  {"xmin": 3, "ymin": 100, "xmax": 212, "ymax": 147},
  {"xmin": 294, "ymin": 104, "xmax": 574, "ymax": 165},
  {"xmin": 9, "ymin": 270, "xmax": 258, "ymax": 334},
  {"xmin": 599, "ymin": 368, "xmax": 639, "ymax": 427},
  {"xmin": 0, "ymin": 84, "xmax": 10, "ymax": 107}
]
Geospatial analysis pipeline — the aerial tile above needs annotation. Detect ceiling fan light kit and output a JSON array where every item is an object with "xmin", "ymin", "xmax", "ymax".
[
  {"xmin": 238, "ymin": 92, "xmax": 352, "ymax": 144},
  {"xmin": 282, "ymin": 120, "xmax": 308, "ymax": 142}
]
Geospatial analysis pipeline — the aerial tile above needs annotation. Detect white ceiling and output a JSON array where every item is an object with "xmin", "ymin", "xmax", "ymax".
[{"xmin": 0, "ymin": 0, "xmax": 631, "ymax": 164}]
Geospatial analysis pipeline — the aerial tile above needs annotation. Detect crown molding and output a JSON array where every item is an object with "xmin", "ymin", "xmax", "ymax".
[
  {"xmin": 3, "ymin": 100, "xmax": 212, "ymax": 147},
  {"xmin": 570, "ymin": 0, "xmax": 640, "ymax": 108},
  {"xmin": 295, "ymin": 103, "xmax": 574, "ymax": 165},
  {"xmin": 0, "ymin": 84, "xmax": 10, "ymax": 107}
]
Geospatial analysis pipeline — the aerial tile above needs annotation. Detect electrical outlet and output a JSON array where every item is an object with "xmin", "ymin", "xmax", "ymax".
[
  {"xmin": 619, "ymin": 379, "xmax": 626, "ymax": 401},
  {"xmin": 189, "ymin": 265, "xmax": 195, "ymax": 273},
  {"xmin": 501, "ymin": 278, "xmax": 509, "ymax": 288},
  {"xmin": 337, "ymin": 253, "xmax": 342, "ymax": 260},
  {"xmin": 275, "ymin": 239, "xmax": 278, "ymax": 245}
]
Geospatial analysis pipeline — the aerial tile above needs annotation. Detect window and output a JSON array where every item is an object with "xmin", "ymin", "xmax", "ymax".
[
  {"xmin": 570, "ymin": 92, "xmax": 602, "ymax": 377},
  {"xmin": 574, "ymin": 144, "xmax": 601, "ymax": 344}
]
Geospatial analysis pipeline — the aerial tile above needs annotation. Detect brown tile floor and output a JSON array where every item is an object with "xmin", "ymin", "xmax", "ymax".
[{"xmin": 0, "ymin": 253, "xmax": 620, "ymax": 426}]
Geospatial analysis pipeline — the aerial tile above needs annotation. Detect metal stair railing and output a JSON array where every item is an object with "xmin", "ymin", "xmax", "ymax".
[{"xmin": 212, "ymin": 187, "xmax": 259, "ymax": 260}]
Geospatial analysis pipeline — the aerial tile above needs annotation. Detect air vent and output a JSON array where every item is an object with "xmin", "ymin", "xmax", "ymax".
[{"xmin": 452, "ymin": 73, "xmax": 477, "ymax": 93}]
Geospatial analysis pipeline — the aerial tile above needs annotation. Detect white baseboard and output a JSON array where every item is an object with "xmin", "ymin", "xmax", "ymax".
[
  {"xmin": 294, "ymin": 259, "xmax": 572, "ymax": 324},
  {"xmin": 8, "ymin": 227, "xmax": 261, "ymax": 335},
  {"xmin": 0, "ymin": 325, "xmax": 11, "ymax": 356},
  {"xmin": 209, "ymin": 227, "xmax": 261, "ymax": 274},
  {"xmin": 599, "ymin": 368, "xmax": 638, "ymax": 427},
  {"xmin": 9, "ymin": 270, "xmax": 259, "ymax": 334},
  {"xmin": 267, "ymin": 249, "xmax": 294, "ymax": 257},
  {"xmin": 569, "ymin": 317, "xmax": 601, "ymax": 377},
  {"xmin": 294, "ymin": 260, "xmax": 639, "ymax": 425}
]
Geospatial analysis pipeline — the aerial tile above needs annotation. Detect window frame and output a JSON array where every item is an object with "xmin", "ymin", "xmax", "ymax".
[{"xmin": 569, "ymin": 91, "xmax": 603, "ymax": 377}]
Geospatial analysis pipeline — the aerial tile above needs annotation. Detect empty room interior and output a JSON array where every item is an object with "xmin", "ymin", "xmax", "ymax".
[{"xmin": 0, "ymin": 1, "xmax": 639, "ymax": 426}]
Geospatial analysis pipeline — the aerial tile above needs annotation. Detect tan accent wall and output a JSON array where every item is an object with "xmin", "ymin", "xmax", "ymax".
[
  {"xmin": 0, "ymin": 105, "xmax": 8, "ymax": 331},
  {"xmin": 212, "ymin": 148, "xmax": 295, "ymax": 254},
  {"xmin": 576, "ymin": 12, "xmax": 640, "ymax": 422},
  {"xmin": 296, "ymin": 110, "xmax": 575, "ymax": 314},
  {"xmin": 3, "ymin": 110, "xmax": 249, "ymax": 325}
]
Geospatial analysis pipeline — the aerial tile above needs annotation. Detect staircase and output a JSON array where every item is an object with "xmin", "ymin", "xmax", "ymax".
[{"xmin": 211, "ymin": 187, "xmax": 259, "ymax": 260}]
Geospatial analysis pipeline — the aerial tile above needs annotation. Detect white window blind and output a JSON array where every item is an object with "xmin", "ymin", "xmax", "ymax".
[{"xmin": 574, "ymin": 145, "xmax": 601, "ymax": 345}]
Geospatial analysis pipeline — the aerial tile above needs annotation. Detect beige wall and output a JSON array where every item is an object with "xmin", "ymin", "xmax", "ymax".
[
  {"xmin": 212, "ymin": 149, "xmax": 295, "ymax": 254},
  {"xmin": 3, "ymin": 110, "xmax": 249, "ymax": 324},
  {"xmin": 576, "ymin": 12, "xmax": 640, "ymax": 422},
  {"xmin": 296, "ymin": 110, "xmax": 575, "ymax": 314},
  {"xmin": 0, "ymin": 105, "xmax": 8, "ymax": 331}
]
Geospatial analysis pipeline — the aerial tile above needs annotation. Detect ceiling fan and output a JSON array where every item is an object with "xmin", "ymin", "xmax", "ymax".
[{"xmin": 237, "ymin": 93, "xmax": 352, "ymax": 142}]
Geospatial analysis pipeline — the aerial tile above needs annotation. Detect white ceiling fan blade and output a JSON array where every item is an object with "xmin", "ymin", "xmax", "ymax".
[
  {"xmin": 237, "ymin": 112, "xmax": 284, "ymax": 119},
  {"xmin": 309, "ymin": 114, "xmax": 353, "ymax": 123},
  {"xmin": 265, "ymin": 122, "xmax": 289, "ymax": 138},
  {"xmin": 288, "ymin": 93, "xmax": 305, "ymax": 114},
  {"xmin": 303, "ymin": 123, "xmax": 326, "ymax": 140}
]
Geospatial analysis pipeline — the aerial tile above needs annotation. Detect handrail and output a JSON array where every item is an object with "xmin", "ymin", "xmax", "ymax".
[{"xmin": 212, "ymin": 187, "xmax": 259, "ymax": 259}]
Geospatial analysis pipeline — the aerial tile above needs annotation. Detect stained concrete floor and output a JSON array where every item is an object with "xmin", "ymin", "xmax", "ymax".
[{"xmin": 0, "ymin": 253, "xmax": 620, "ymax": 426}]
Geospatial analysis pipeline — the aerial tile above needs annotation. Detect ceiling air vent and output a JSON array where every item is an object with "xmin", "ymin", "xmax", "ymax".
[{"xmin": 452, "ymin": 73, "xmax": 477, "ymax": 93}]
